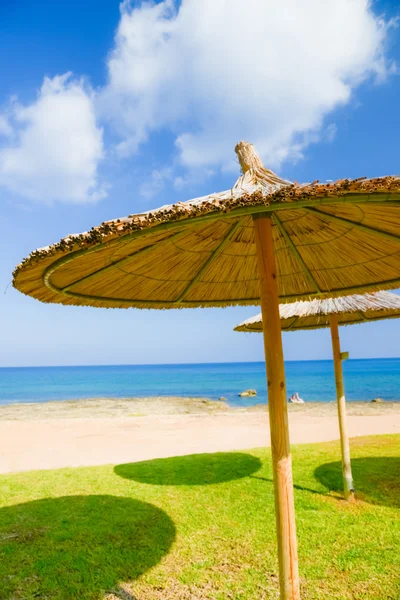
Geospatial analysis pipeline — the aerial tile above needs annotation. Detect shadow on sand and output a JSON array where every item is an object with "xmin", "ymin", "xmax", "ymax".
[
  {"xmin": 0, "ymin": 495, "xmax": 175, "ymax": 600},
  {"xmin": 114, "ymin": 452, "xmax": 262, "ymax": 486},
  {"xmin": 314, "ymin": 457, "xmax": 400, "ymax": 508}
]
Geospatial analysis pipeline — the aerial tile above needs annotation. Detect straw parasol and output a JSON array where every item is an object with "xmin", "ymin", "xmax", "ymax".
[
  {"xmin": 234, "ymin": 290, "xmax": 400, "ymax": 501},
  {"xmin": 12, "ymin": 142, "xmax": 400, "ymax": 600}
]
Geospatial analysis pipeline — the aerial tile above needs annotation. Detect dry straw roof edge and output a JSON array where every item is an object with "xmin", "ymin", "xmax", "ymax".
[
  {"xmin": 12, "ymin": 142, "xmax": 400, "ymax": 309},
  {"xmin": 234, "ymin": 291, "xmax": 400, "ymax": 332}
]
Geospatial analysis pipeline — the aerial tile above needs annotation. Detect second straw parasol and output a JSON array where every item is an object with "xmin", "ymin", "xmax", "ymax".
[
  {"xmin": 234, "ymin": 290, "xmax": 400, "ymax": 501},
  {"xmin": 12, "ymin": 142, "xmax": 400, "ymax": 600}
]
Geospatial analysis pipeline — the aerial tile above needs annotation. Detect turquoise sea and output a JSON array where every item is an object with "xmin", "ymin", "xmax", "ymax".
[{"xmin": 0, "ymin": 359, "xmax": 399, "ymax": 406}]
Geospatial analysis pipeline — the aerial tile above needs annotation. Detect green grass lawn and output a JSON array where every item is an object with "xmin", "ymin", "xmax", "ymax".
[{"xmin": 0, "ymin": 435, "xmax": 399, "ymax": 600}]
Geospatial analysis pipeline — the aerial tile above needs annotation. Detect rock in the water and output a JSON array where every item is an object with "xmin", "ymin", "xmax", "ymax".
[
  {"xmin": 219, "ymin": 397, "xmax": 227, "ymax": 402},
  {"xmin": 239, "ymin": 389, "xmax": 257, "ymax": 397},
  {"xmin": 371, "ymin": 397, "xmax": 384, "ymax": 403}
]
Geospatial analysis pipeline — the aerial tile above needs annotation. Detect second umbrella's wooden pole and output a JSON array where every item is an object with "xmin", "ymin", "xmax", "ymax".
[
  {"xmin": 329, "ymin": 315, "xmax": 355, "ymax": 501},
  {"xmin": 253, "ymin": 214, "xmax": 300, "ymax": 600}
]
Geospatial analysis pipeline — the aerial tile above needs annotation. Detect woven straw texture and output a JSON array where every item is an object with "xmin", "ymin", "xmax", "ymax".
[
  {"xmin": 12, "ymin": 142, "xmax": 400, "ymax": 309},
  {"xmin": 234, "ymin": 291, "xmax": 400, "ymax": 332}
]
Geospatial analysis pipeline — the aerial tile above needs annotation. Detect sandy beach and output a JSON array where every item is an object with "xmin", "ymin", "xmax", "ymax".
[{"xmin": 1, "ymin": 397, "xmax": 400, "ymax": 474}]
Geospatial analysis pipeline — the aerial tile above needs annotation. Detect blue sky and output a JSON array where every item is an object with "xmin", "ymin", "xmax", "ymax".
[{"xmin": 1, "ymin": 0, "xmax": 400, "ymax": 367}]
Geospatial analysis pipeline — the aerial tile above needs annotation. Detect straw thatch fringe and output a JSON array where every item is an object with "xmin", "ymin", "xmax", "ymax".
[{"xmin": 234, "ymin": 291, "xmax": 400, "ymax": 332}]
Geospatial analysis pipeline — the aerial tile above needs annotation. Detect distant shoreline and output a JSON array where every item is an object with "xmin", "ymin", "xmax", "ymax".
[{"xmin": 1, "ymin": 396, "xmax": 400, "ymax": 421}]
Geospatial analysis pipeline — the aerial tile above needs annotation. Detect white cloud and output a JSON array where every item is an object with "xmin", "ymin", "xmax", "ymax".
[
  {"xmin": 0, "ymin": 115, "xmax": 13, "ymax": 138},
  {"xmin": 0, "ymin": 1, "xmax": 395, "ymax": 204},
  {"xmin": 0, "ymin": 73, "xmax": 106, "ymax": 203},
  {"xmin": 102, "ymin": 0, "xmax": 395, "ymax": 170},
  {"xmin": 139, "ymin": 166, "xmax": 174, "ymax": 198},
  {"xmin": 139, "ymin": 164, "xmax": 214, "ymax": 198}
]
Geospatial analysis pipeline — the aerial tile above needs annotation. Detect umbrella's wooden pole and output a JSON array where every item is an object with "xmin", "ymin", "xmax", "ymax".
[
  {"xmin": 253, "ymin": 214, "xmax": 300, "ymax": 600},
  {"xmin": 329, "ymin": 315, "xmax": 355, "ymax": 501}
]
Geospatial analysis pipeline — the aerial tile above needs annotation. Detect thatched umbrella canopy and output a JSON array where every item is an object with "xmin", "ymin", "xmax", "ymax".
[
  {"xmin": 235, "ymin": 290, "xmax": 400, "ymax": 501},
  {"xmin": 12, "ymin": 142, "xmax": 400, "ymax": 600},
  {"xmin": 234, "ymin": 291, "xmax": 400, "ymax": 332},
  {"xmin": 12, "ymin": 148, "xmax": 400, "ymax": 309}
]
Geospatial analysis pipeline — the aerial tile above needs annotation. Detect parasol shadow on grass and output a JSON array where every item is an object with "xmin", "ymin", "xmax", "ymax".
[
  {"xmin": 314, "ymin": 457, "xmax": 400, "ymax": 509},
  {"xmin": 0, "ymin": 495, "xmax": 175, "ymax": 600},
  {"xmin": 114, "ymin": 452, "xmax": 262, "ymax": 486}
]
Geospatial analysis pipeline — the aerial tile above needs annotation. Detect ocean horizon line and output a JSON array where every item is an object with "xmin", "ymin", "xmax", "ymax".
[{"xmin": 1, "ymin": 356, "xmax": 400, "ymax": 370}]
